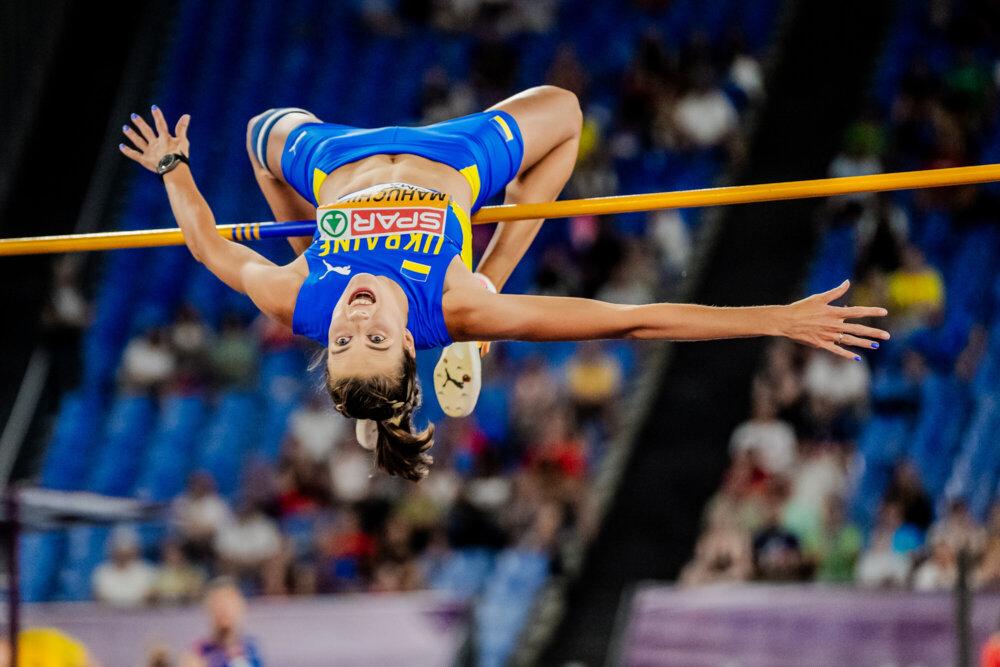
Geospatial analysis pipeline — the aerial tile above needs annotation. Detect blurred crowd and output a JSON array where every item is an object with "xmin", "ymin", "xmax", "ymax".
[{"xmin": 683, "ymin": 0, "xmax": 1000, "ymax": 591}]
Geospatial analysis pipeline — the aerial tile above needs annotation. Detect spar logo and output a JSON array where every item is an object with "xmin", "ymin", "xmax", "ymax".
[
  {"xmin": 319, "ymin": 210, "xmax": 349, "ymax": 238},
  {"xmin": 317, "ymin": 206, "xmax": 446, "ymax": 240}
]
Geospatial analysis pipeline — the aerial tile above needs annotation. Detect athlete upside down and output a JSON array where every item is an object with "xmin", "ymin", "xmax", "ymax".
[{"xmin": 119, "ymin": 86, "xmax": 889, "ymax": 481}]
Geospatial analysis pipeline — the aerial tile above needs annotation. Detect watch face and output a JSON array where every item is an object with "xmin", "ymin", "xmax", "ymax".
[{"xmin": 158, "ymin": 155, "xmax": 175, "ymax": 171}]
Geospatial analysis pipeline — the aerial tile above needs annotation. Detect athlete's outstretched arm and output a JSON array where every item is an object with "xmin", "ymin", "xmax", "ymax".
[
  {"xmin": 120, "ymin": 108, "xmax": 300, "ymax": 324},
  {"xmin": 447, "ymin": 280, "xmax": 889, "ymax": 360}
]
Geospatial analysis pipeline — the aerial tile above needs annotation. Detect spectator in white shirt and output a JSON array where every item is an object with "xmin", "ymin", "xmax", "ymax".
[
  {"xmin": 92, "ymin": 527, "xmax": 156, "ymax": 607},
  {"xmin": 172, "ymin": 472, "xmax": 232, "ymax": 564},
  {"xmin": 215, "ymin": 504, "xmax": 287, "ymax": 594},
  {"xmin": 803, "ymin": 349, "xmax": 870, "ymax": 411},
  {"xmin": 729, "ymin": 387, "xmax": 798, "ymax": 475},
  {"xmin": 288, "ymin": 392, "xmax": 348, "ymax": 462},
  {"xmin": 673, "ymin": 66, "xmax": 739, "ymax": 149}
]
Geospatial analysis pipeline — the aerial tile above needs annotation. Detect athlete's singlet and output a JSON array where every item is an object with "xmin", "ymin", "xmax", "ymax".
[{"xmin": 292, "ymin": 183, "xmax": 470, "ymax": 350}]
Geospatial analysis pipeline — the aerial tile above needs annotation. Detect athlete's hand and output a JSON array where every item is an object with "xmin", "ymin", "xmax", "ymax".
[
  {"xmin": 779, "ymin": 280, "xmax": 890, "ymax": 360},
  {"xmin": 119, "ymin": 105, "xmax": 191, "ymax": 173}
]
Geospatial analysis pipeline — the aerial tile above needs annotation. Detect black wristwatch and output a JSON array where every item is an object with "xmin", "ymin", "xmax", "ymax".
[{"xmin": 156, "ymin": 153, "xmax": 189, "ymax": 181}]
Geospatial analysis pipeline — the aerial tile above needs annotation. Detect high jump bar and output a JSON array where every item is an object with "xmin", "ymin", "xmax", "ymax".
[{"xmin": 1, "ymin": 162, "xmax": 999, "ymax": 256}]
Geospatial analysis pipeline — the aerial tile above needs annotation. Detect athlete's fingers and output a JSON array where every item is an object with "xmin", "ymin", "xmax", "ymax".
[
  {"xmin": 839, "ymin": 333, "xmax": 878, "ymax": 350},
  {"xmin": 151, "ymin": 105, "xmax": 169, "ymax": 136},
  {"xmin": 842, "ymin": 322, "xmax": 891, "ymax": 340},
  {"xmin": 820, "ymin": 279, "xmax": 850, "ymax": 303},
  {"xmin": 821, "ymin": 340, "xmax": 858, "ymax": 361},
  {"xmin": 119, "ymin": 143, "xmax": 143, "ymax": 162},
  {"xmin": 122, "ymin": 125, "xmax": 147, "ymax": 150},
  {"xmin": 175, "ymin": 114, "xmax": 191, "ymax": 143},
  {"xmin": 839, "ymin": 305, "xmax": 889, "ymax": 319},
  {"xmin": 130, "ymin": 113, "xmax": 156, "ymax": 142}
]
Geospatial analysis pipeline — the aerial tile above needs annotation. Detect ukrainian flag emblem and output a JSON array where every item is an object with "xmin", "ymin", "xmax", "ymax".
[{"xmin": 400, "ymin": 259, "xmax": 431, "ymax": 282}]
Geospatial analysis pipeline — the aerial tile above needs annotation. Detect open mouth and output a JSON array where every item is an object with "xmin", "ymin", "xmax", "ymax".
[{"xmin": 348, "ymin": 288, "xmax": 376, "ymax": 306}]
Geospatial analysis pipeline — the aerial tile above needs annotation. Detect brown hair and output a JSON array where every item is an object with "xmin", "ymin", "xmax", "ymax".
[{"xmin": 325, "ymin": 352, "xmax": 434, "ymax": 481}]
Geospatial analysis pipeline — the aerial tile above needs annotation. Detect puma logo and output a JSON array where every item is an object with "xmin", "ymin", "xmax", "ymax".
[{"xmin": 319, "ymin": 260, "xmax": 350, "ymax": 279}]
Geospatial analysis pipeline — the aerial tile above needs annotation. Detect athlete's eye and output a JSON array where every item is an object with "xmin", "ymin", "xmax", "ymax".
[
  {"xmin": 335, "ymin": 336, "xmax": 351, "ymax": 346},
  {"xmin": 369, "ymin": 334, "xmax": 386, "ymax": 344}
]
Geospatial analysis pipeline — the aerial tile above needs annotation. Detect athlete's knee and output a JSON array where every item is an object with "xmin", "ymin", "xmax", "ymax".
[{"xmin": 532, "ymin": 85, "xmax": 582, "ymax": 135}]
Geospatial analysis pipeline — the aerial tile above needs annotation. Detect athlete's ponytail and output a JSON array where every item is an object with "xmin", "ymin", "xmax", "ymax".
[{"xmin": 325, "ymin": 352, "xmax": 434, "ymax": 481}]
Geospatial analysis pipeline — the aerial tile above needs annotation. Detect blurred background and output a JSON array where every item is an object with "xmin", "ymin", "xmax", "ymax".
[{"xmin": 2, "ymin": 0, "xmax": 1000, "ymax": 665}]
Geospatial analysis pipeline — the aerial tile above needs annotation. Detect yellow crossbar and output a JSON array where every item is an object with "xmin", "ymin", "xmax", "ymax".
[{"xmin": 2, "ymin": 163, "xmax": 998, "ymax": 256}]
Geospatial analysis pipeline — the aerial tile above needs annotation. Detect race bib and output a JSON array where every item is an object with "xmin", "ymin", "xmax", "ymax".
[{"xmin": 317, "ymin": 185, "xmax": 450, "ymax": 241}]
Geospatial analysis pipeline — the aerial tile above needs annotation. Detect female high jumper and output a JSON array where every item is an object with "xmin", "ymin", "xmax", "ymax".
[{"xmin": 119, "ymin": 86, "xmax": 889, "ymax": 481}]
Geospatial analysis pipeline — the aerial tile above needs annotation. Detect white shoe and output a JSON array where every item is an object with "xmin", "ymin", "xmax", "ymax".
[
  {"xmin": 433, "ymin": 340, "xmax": 482, "ymax": 418},
  {"xmin": 356, "ymin": 419, "xmax": 378, "ymax": 450}
]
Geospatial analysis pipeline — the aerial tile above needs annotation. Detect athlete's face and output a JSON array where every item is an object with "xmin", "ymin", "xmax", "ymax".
[{"xmin": 326, "ymin": 273, "xmax": 415, "ymax": 378}]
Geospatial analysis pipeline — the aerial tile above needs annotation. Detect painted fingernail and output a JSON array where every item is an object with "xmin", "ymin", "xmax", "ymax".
[
  {"xmin": 130, "ymin": 113, "xmax": 138, "ymax": 120},
  {"xmin": 118, "ymin": 143, "xmax": 125, "ymax": 149},
  {"xmin": 871, "ymin": 342, "xmax": 879, "ymax": 349},
  {"xmin": 123, "ymin": 125, "xmax": 130, "ymax": 132},
  {"xmin": 151, "ymin": 104, "xmax": 159, "ymax": 111},
  {"xmin": 854, "ymin": 356, "xmax": 861, "ymax": 361}
]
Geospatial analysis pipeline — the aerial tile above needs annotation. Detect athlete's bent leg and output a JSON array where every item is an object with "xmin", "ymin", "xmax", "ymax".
[
  {"xmin": 246, "ymin": 109, "xmax": 320, "ymax": 256},
  {"xmin": 476, "ymin": 86, "xmax": 582, "ymax": 292}
]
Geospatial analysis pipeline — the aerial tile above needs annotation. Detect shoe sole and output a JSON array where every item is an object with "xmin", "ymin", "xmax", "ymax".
[{"xmin": 433, "ymin": 341, "xmax": 482, "ymax": 418}]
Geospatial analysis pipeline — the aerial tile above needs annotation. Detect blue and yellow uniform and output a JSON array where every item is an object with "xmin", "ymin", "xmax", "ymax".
[
  {"xmin": 251, "ymin": 108, "xmax": 524, "ymax": 213},
  {"xmin": 292, "ymin": 183, "xmax": 472, "ymax": 349},
  {"xmin": 250, "ymin": 109, "xmax": 525, "ymax": 351}
]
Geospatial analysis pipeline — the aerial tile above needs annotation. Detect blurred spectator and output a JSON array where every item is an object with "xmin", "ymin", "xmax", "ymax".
[
  {"xmin": 703, "ymin": 452, "xmax": 767, "ymax": 536},
  {"xmin": 446, "ymin": 487, "xmax": 508, "ymax": 551},
  {"xmin": 595, "ymin": 243, "xmax": 657, "ymax": 305},
  {"xmin": 977, "ymin": 537, "xmax": 1000, "ymax": 590},
  {"xmin": 318, "ymin": 508, "xmax": 376, "ymax": 591},
  {"xmin": 92, "ymin": 527, "xmax": 157, "ymax": 607},
  {"xmin": 564, "ymin": 342, "xmax": 623, "ymax": 425},
  {"xmin": 855, "ymin": 502, "xmax": 914, "ymax": 588},
  {"xmin": 330, "ymin": 445, "xmax": 374, "ymax": 504},
  {"xmin": 180, "ymin": 578, "xmax": 263, "ymax": 667},
  {"xmin": 855, "ymin": 194, "xmax": 909, "ymax": 273},
  {"xmin": 802, "ymin": 350, "xmax": 870, "ymax": 413},
  {"xmin": 672, "ymin": 65, "xmax": 739, "ymax": 149},
  {"xmin": 152, "ymin": 540, "xmax": 206, "ymax": 605},
  {"xmin": 729, "ymin": 386, "xmax": 797, "ymax": 476},
  {"xmin": 883, "ymin": 462, "xmax": 933, "ymax": 533},
  {"xmin": 288, "ymin": 392, "xmax": 347, "ymax": 463},
  {"xmin": 510, "ymin": 357, "xmax": 562, "ymax": 444},
  {"xmin": 809, "ymin": 495, "xmax": 862, "ymax": 583},
  {"xmin": 420, "ymin": 66, "xmax": 475, "ymax": 124},
  {"xmin": 828, "ymin": 117, "xmax": 884, "ymax": 207},
  {"xmin": 928, "ymin": 498, "xmax": 986, "ymax": 557},
  {"xmin": 546, "ymin": 43, "xmax": 589, "ymax": 101},
  {"xmin": 912, "ymin": 537, "xmax": 958, "ymax": 591},
  {"xmin": 172, "ymin": 472, "xmax": 232, "ymax": 565},
  {"xmin": 41, "ymin": 257, "xmax": 91, "ymax": 394},
  {"xmin": 215, "ymin": 504, "xmax": 286, "ymax": 594},
  {"xmin": 649, "ymin": 208, "xmax": 693, "ymax": 278},
  {"xmin": 724, "ymin": 30, "xmax": 764, "ymax": 102},
  {"xmin": 888, "ymin": 244, "xmax": 945, "ymax": 334},
  {"xmin": 119, "ymin": 327, "xmax": 176, "ymax": 395},
  {"xmin": 210, "ymin": 314, "xmax": 259, "ymax": 389},
  {"xmin": 169, "ymin": 303, "xmax": 211, "ymax": 391},
  {"xmin": 680, "ymin": 512, "xmax": 753, "ymax": 586},
  {"xmin": 782, "ymin": 443, "xmax": 849, "ymax": 552},
  {"xmin": 752, "ymin": 487, "xmax": 804, "ymax": 582},
  {"xmin": 372, "ymin": 515, "xmax": 424, "ymax": 592}
]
